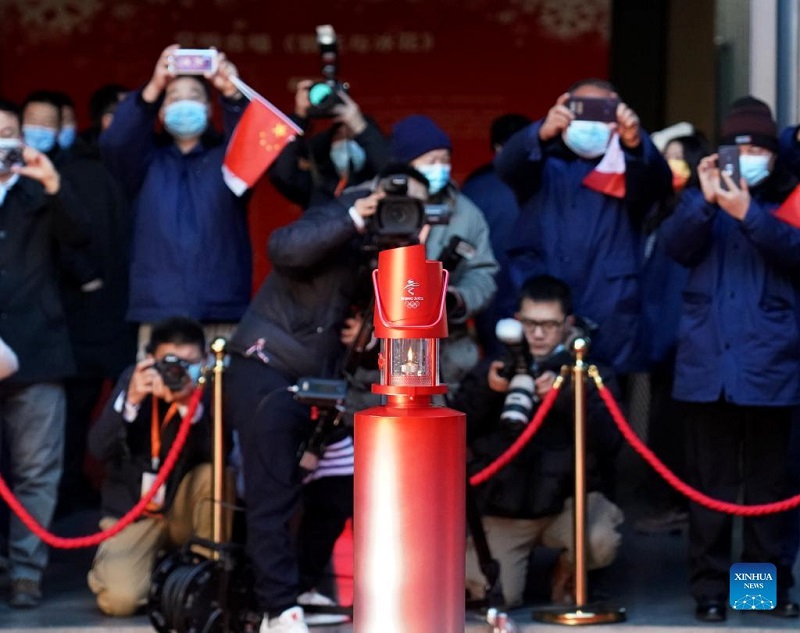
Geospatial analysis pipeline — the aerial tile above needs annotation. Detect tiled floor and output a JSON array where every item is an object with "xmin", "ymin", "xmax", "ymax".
[{"xmin": 1, "ymin": 447, "xmax": 799, "ymax": 631}]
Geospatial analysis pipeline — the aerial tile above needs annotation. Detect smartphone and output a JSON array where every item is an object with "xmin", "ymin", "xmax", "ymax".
[
  {"xmin": 167, "ymin": 49, "xmax": 218, "ymax": 75},
  {"xmin": 567, "ymin": 97, "xmax": 619, "ymax": 123},
  {"xmin": 0, "ymin": 139, "xmax": 23, "ymax": 175},
  {"xmin": 717, "ymin": 145, "xmax": 740, "ymax": 191}
]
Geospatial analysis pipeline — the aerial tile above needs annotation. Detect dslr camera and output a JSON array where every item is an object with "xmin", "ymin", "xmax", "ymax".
[
  {"xmin": 366, "ymin": 174, "xmax": 452, "ymax": 249},
  {"xmin": 495, "ymin": 319, "xmax": 541, "ymax": 430},
  {"xmin": 153, "ymin": 355, "xmax": 196, "ymax": 392},
  {"xmin": 307, "ymin": 25, "xmax": 349, "ymax": 118}
]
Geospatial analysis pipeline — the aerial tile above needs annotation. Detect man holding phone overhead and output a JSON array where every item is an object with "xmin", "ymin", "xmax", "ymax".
[
  {"xmin": 496, "ymin": 78, "xmax": 672, "ymax": 375},
  {"xmin": 99, "ymin": 45, "xmax": 250, "ymax": 354},
  {"xmin": 660, "ymin": 96, "xmax": 800, "ymax": 622}
]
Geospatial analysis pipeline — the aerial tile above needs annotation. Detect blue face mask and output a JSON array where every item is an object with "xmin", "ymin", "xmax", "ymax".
[
  {"xmin": 563, "ymin": 120, "xmax": 611, "ymax": 159},
  {"xmin": 58, "ymin": 125, "xmax": 76, "ymax": 149},
  {"xmin": 417, "ymin": 163, "xmax": 451, "ymax": 194},
  {"xmin": 22, "ymin": 125, "xmax": 57, "ymax": 153},
  {"xmin": 739, "ymin": 154, "xmax": 771, "ymax": 187},
  {"xmin": 163, "ymin": 100, "xmax": 208, "ymax": 140},
  {"xmin": 329, "ymin": 139, "xmax": 367, "ymax": 175}
]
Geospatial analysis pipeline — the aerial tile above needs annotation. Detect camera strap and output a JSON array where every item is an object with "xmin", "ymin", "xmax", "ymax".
[
  {"xmin": 150, "ymin": 399, "xmax": 180, "ymax": 472},
  {"xmin": 334, "ymin": 174, "xmax": 348, "ymax": 197}
]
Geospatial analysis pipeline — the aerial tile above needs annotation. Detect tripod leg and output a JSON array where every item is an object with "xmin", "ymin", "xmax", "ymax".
[{"xmin": 466, "ymin": 482, "xmax": 505, "ymax": 608}]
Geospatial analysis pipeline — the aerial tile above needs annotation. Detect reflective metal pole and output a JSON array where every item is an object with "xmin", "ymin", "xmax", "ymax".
[
  {"xmin": 533, "ymin": 339, "xmax": 625, "ymax": 625},
  {"xmin": 211, "ymin": 337, "xmax": 227, "ymax": 556}
]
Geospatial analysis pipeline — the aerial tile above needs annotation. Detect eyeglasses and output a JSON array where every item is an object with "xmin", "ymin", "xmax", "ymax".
[{"xmin": 518, "ymin": 318, "xmax": 565, "ymax": 334}]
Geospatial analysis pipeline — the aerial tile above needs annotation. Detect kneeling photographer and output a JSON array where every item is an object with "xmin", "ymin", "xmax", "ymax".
[
  {"xmin": 86, "ymin": 317, "xmax": 214, "ymax": 616},
  {"xmin": 453, "ymin": 275, "xmax": 623, "ymax": 608}
]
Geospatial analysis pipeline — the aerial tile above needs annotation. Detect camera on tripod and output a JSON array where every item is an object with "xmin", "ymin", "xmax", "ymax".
[
  {"xmin": 366, "ymin": 174, "xmax": 452, "ymax": 248},
  {"xmin": 307, "ymin": 24, "xmax": 349, "ymax": 118},
  {"xmin": 495, "ymin": 318, "xmax": 541, "ymax": 430}
]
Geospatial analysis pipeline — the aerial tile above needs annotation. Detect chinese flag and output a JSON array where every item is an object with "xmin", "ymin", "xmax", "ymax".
[
  {"xmin": 222, "ymin": 98, "xmax": 301, "ymax": 196},
  {"xmin": 774, "ymin": 185, "xmax": 800, "ymax": 229}
]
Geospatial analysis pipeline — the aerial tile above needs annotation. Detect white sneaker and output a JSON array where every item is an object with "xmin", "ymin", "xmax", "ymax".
[
  {"xmin": 297, "ymin": 590, "xmax": 337, "ymax": 607},
  {"xmin": 297, "ymin": 590, "xmax": 351, "ymax": 625},
  {"xmin": 260, "ymin": 606, "xmax": 310, "ymax": 633}
]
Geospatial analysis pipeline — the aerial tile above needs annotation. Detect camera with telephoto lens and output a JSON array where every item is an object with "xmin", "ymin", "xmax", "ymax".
[
  {"xmin": 153, "ymin": 355, "xmax": 193, "ymax": 392},
  {"xmin": 495, "ymin": 318, "xmax": 541, "ymax": 430},
  {"xmin": 307, "ymin": 24, "xmax": 349, "ymax": 118}
]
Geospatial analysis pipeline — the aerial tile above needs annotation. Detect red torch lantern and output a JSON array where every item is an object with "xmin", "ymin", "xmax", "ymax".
[{"xmin": 354, "ymin": 244, "xmax": 466, "ymax": 633}]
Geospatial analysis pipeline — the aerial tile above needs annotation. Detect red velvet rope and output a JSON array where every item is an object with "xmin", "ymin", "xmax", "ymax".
[
  {"xmin": 0, "ymin": 385, "xmax": 204, "ymax": 549},
  {"xmin": 595, "ymin": 379, "xmax": 800, "ymax": 516},
  {"xmin": 469, "ymin": 381, "xmax": 562, "ymax": 486}
]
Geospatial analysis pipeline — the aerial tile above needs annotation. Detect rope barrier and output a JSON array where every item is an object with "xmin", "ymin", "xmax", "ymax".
[
  {"xmin": 0, "ymin": 384, "xmax": 204, "ymax": 549},
  {"xmin": 469, "ymin": 375, "xmax": 563, "ymax": 486},
  {"xmin": 590, "ymin": 367, "xmax": 800, "ymax": 517}
]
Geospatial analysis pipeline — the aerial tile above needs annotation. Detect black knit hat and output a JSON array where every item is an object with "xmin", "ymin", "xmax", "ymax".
[{"xmin": 720, "ymin": 96, "xmax": 778, "ymax": 152}]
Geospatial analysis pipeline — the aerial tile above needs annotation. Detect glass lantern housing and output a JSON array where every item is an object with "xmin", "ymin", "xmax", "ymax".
[{"xmin": 382, "ymin": 338, "xmax": 439, "ymax": 388}]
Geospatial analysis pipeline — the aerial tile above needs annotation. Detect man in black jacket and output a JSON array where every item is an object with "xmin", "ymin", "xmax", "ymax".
[
  {"xmin": 86, "ymin": 317, "xmax": 211, "ymax": 616},
  {"xmin": 22, "ymin": 88, "xmax": 138, "ymax": 516},
  {"xmin": 225, "ymin": 170, "xmax": 429, "ymax": 632},
  {"xmin": 0, "ymin": 98, "xmax": 88, "ymax": 607},
  {"xmin": 455, "ymin": 275, "xmax": 623, "ymax": 608}
]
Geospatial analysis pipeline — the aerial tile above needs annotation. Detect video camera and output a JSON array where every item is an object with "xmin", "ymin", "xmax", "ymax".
[
  {"xmin": 307, "ymin": 25, "xmax": 349, "ymax": 118},
  {"xmin": 365, "ymin": 174, "xmax": 452, "ymax": 249},
  {"xmin": 495, "ymin": 319, "xmax": 541, "ymax": 430}
]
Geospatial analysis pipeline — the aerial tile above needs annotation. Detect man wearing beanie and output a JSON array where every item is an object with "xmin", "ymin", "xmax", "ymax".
[
  {"xmin": 388, "ymin": 114, "xmax": 498, "ymax": 392},
  {"xmin": 496, "ymin": 79, "xmax": 672, "ymax": 375},
  {"xmin": 661, "ymin": 96, "xmax": 800, "ymax": 622}
]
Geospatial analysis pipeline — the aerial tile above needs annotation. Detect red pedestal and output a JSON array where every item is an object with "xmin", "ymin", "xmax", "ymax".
[{"xmin": 354, "ymin": 401, "xmax": 465, "ymax": 632}]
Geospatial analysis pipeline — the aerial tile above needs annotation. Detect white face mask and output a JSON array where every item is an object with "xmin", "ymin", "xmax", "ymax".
[{"xmin": 417, "ymin": 163, "xmax": 451, "ymax": 194}]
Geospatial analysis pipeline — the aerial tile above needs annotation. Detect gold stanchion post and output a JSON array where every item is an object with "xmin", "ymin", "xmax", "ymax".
[
  {"xmin": 210, "ymin": 337, "xmax": 227, "ymax": 559},
  {"xmin": 532, "ymin": 339, "xmax": 625, "ymax": 625}
]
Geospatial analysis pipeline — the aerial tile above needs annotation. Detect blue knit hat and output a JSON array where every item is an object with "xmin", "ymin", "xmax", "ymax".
[{"xmin": 391, "ymin": 115, "xmax": 452, "ymax": 163}]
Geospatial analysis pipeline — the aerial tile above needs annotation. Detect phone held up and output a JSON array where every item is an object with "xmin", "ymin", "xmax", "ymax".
[
  {"xmin": 567, "ymin": 96, "xmax": 619, "ymax": 123},
  {"xmin": 167, "ymin": 48, "xmax": 218, "ymax": 75},
  {"xmin": 717, "ymin": 145, "xmax": 740, "ymax": 191}
]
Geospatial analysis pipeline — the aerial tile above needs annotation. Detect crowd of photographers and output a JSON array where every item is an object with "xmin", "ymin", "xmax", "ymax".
[{"xmin": 1, "ymin": 41, "xmax": 800, "ymax": 632}]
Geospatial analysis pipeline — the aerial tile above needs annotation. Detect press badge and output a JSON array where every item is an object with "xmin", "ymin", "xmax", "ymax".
[{"xmin": 141, "ymin": 472, "xmax": 166, "ymax": 511}]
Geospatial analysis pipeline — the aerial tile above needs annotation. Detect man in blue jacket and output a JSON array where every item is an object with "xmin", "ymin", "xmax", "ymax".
[
  {"xmin": 100, "ymin": 45, "xmax": 249, "ymax": 353},
  {"xmin": 496, "ymin": 79, "xmax": 672, "ymax": 374},
  {"xmin": 661, "ymin": 97, "xmax": 800, "ymax": 622}
]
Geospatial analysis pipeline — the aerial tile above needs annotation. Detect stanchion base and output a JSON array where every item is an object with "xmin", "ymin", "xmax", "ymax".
[{"xmin": 532, "ymin": 603, "xmax": 626, "ymax": 625}]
